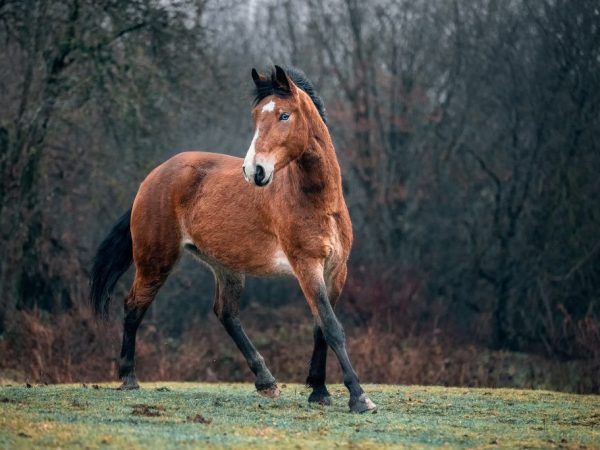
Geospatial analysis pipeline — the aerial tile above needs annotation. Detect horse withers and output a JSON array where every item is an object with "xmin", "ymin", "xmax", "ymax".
[{"xmin": 90, "ymin": 65, "xmax": 376, "ymax": 413}]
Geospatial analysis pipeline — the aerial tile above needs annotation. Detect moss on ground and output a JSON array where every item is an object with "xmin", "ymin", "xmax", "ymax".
[{"xmin": 0, "ymin": 383, "xmax": 598, "ymax": 449}]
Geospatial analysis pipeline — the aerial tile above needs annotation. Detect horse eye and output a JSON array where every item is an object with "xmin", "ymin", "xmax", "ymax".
[{"xmin": 279, "ymin": 112, "xmax": 290, "ymax": 121}]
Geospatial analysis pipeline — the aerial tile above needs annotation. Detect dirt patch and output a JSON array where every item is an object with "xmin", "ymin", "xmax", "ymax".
[
  {"xmin": 187, "ymin": 414, "xmax": 212, "ymax": 424},
  {"xmin": 131, "ymin": 404, "xmax": 165, "ymax": 417}
]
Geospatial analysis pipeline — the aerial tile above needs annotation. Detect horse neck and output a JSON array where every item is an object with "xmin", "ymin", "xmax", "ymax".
[{"xmin": 287, "ymin": 122, "xmax": 343, "ymax": 209}]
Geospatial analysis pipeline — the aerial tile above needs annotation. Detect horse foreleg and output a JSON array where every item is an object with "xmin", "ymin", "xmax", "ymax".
[
  {"xmin": 306, "ymin": 265, "xmax": 345, "ymax": 405},
  {"xmin": 213, "ymin": 271, "xmax": 279, "ymax": 398},
  {"xmin": 296, "ymin": 260, "xmax": 376, "ymax": 413}
]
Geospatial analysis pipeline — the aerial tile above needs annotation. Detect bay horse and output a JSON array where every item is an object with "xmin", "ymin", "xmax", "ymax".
[{"xmin": 90, "ymin": 65, "xmax": 376, "ymax": 413}]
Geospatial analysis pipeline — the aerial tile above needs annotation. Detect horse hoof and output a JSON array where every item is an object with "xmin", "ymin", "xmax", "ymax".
[
  {"xmin": 308, "ymin": 392, "xmax": 332, "ymax": 406},
  {"xmin": 257, "ymin": 385, "xmax": 280, "ymax": 399},
  {"xmin": 349, "ymin": 394, "xmax": 377, "ymax": 413}
]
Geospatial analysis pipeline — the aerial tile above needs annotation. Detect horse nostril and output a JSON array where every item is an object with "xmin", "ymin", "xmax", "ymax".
[
  {"xmin": 242, "ymin": 165, "xmax": 246, "ymax": 176},
  {"xmin": 254, "ymin": 165, "xmax": 265, "ymax": 186}
]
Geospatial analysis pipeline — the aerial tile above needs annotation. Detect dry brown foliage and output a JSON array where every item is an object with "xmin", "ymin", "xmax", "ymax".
[{"xmin": 1, "ymin": 304, "xmax": 597, "ymax": 393}]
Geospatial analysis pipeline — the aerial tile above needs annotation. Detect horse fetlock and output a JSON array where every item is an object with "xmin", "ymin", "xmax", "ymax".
[
  {"xmin": 306, "ymin": 373, "xmax": 326, "ymax": 388},
  {"xmin": 342, "ymin": 372, "xmax": 360, "ymax": 391},
  {"xmin": 118, "ymin": 360, "xmax": 134, "ymax": 378},
  {"xmin": 308, "ymin": 386, "xmax": 332, "ymax": 405},
  {"xmin": 349, "ymin": 393, "xmax": 377, "ymax": 413},
  {"xmin": 119, "ymin": 372, "xmax": 140, "ymax": 391}
]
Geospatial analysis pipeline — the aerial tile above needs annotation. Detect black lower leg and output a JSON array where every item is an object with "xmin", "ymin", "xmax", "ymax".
[
  {"xmin": 307, "ymin": 325, "xmax": 331, "ymax": 404},
  {"xmin": 316, "ymin": 293, "xmax": 363, "ymax": 397},
  {"xmin": 221, "ymin": 316, "xmax": 277, "ymax": 391},
  {"xmin": 118, "ymin": 304, "xmax": 148, "ymax": 389},
  {"xmin": 214, "ymin": 273, "xmax": 277, "ymax": 396},
  {"xmin": 315, "ymin": 287, "xmax": 376, "ymax": 412}
]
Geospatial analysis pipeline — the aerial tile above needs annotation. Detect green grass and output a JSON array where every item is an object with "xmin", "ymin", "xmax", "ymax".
[{"xmin": 0, "ymin": 383, "xmax": 598, "ymax": 449}]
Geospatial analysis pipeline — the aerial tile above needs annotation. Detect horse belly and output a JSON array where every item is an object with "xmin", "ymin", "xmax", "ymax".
[{"xmin": 183, "ymin": 218, "xmax": 293, "ymax": 277}]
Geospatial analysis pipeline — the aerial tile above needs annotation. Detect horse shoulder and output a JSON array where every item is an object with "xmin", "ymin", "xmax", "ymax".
[{"xmin": 278, "ymin": 200, "xmax": 350, "ymax": 268}]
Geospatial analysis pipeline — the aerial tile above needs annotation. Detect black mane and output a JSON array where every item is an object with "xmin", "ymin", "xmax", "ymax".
[{"xmin": 253, "ymin": 66, "xmax": 327, "ymax": 124}]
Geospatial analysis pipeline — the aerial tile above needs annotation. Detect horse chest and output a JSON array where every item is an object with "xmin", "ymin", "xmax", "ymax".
[{"xmin": 274, "ymin": 214, "xmax": 344, "ymax": 272}]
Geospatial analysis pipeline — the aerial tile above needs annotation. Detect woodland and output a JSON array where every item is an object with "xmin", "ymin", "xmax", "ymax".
[{"xmin": 0, "ymin": 0, "xmax": 598, "ymax": 392}]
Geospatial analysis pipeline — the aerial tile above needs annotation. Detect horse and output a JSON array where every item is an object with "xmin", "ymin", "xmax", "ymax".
[{"xmin": 90, "ymin": 65, "xmax": 376, "ymax": 413}]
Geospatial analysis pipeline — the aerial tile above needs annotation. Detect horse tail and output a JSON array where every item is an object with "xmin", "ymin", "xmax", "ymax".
[{"xmin": 90, "ymin": 208, "xmax": 133, "ymax": 317}]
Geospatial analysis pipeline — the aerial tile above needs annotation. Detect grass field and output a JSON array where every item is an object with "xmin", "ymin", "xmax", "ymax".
[{"xmin": 0, "ymin": 382, "xmax": 598, "ymax": 449}]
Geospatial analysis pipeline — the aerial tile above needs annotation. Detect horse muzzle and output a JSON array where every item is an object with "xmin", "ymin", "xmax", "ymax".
[
  {"xmin": 253, "ymin": 164, "xmax": 272, "ymax": 186},
  {"xmin": 242, "ymin": 162, "xmax": 273, "ymax": 187}
]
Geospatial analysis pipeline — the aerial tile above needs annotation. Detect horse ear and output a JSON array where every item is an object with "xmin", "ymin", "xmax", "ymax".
[
  {"xmin": 252, "ymin": 68, "xmax": 264, "ymax": 86},
  {"xmin": 272, "ymin": 65, "xmax": 292, "ymax": 93}
]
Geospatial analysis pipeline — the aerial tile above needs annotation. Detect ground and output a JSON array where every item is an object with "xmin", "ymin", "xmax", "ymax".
[{"xmin": 0, "ymin": 383, "xmax": 598, "ymax": 449}]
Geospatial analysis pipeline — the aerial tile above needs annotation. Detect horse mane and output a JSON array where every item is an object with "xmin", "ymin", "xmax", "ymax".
[{"xmin": 253, "ymin": 66, "xmax": 327, "ymax": 124}]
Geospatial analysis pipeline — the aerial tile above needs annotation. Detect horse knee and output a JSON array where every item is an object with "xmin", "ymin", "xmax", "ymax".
[
  {"xmin": 321, "ymin": 318, "xmax": 346, "ymax": 348},
  {"xmin": 314, "ymin": 287, "xmax": 346, "ymax": 347},
  {"xmin": 318, "ymin": 306, "xmax": 346, "ymax": 348}
]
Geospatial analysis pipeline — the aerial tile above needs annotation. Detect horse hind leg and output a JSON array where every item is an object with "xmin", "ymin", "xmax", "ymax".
[
  {"xmin": 307, "ymin": 325, "xmax": 331, "ymax": 405},
  {"xmin": 118, "ymin": 262, "xmax": 175, "ymax": 390},
  {"xmin": 212, "ymin": 269, "xmax": 279, "ymax": 398}
]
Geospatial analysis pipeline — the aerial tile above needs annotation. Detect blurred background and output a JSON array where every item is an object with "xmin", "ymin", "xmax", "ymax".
[{"xmin": 0, "ymin": 0, "xmax": 598, "ymax": 393}]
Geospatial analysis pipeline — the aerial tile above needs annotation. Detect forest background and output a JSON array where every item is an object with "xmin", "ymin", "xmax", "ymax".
[{"xmin": 0, "ymin": 0, "xmax": 598, "ymax": 393}]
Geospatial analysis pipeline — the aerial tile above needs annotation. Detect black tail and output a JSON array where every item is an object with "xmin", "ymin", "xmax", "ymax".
[{"xmin": 90, "ymin": 208, "xmax": 133, "ymax": 317}]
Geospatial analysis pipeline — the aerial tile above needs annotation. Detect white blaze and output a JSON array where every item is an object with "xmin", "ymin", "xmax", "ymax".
[
  {"xmin": 261, "ymin": 100, "xmax": 276, "ymax": 113},
  {"xmin": 243, "ymin": 127, "xmax": 259, "ymax": 182},
  {"xmin": 242, "ymin": 125, "xmax": 276, "ymax": 185}
]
